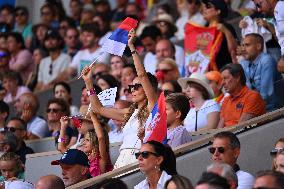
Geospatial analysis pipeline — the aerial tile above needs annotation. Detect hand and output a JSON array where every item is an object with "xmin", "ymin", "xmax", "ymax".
[
  {"xmin": 277, "ymin": 57, "xmax": 284, "ymax": 73},
  {"xmin": 256, "ymin": 18, "xmax": 269, "ymax": 28},
  {"xmin": 137, "ymin": 127, "xmax": 145, "ymax": 141},
  {"xmin": 239, "ymin": 20, "xmax": 248, "ymax": 29},
  {"xmin": 60, "ymin": 116, "xmax": 69, "ymax": 128},
  {"xmin": 128, "ymin": 28, "xmax": 136, "ymax": 48},
  {"xmin": 81, "ymin": 66, "xmax": 92, "ymax": 82},
  {"xmin": 21, "ymin": 103, "xmax": 33, "ymax": 122},
  {"xmin": 216, "ymin": 23, "xmax": 227, "ymax": 33}
]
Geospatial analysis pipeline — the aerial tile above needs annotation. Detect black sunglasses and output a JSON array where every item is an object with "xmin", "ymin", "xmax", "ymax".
[
  {"xmin": 135, "ymin": 151, "xmax": 159, "ymax": 159},
  {"xmin": 209, "ymin": 147, "xmax": 226, "ymax": 154},
  {"xmin": 4, "ymin": 127, "xmax": 24, "ymax": 132},
  {"xmin": 163, "ymin": 90, "xmax": 174, "ymax": 96},
  {"xmin": 126, "ymin": 83, "xmax": 142, "ymax": 93},
  {"xmin": 270, "ymin": 148, "xmax": 284, "ymax": 156},
  {"xmin": 46, "ymin": 108, "xmax": 62, "ymax": 113}
]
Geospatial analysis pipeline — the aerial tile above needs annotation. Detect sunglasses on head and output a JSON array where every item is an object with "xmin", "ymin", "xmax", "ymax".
[
  {"xmin": 126, "ymin": 83, "xmax": 142, "ymax": 93},
  {"xmin": 209, "ymin": 147, "xmax": 225, "ymax": 154},
  {"xmin": 135, "ymin": 151, "xmax": 159, "ymax": 159},
  {"xmin": 270, "ymin": 148, "xmax": 284, "ymax": 156},
  {"xmin": 4, "ymin": 127, "xmax": 23, "ymax": 133},
  {"xmin": 46, "ymin": 108, "xmax": 62, "ymax": 113}
]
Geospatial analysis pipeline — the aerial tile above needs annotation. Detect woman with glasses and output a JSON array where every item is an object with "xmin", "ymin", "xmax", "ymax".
[
  {"xmin": 82, "ymin": 29, "xmax": 159, "ymax": 169},
  {"xmin": 271, "ymin": 138, "xmax": 284, "ymax": 170},
  {"xmin": 134, "ymin": 141, "xmax": 177, "ymax": 189}
]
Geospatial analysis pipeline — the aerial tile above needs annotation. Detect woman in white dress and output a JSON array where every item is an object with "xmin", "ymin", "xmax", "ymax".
[{"xmin": 81, "ymin": 29, "xmax": 158, "ymax": 169}]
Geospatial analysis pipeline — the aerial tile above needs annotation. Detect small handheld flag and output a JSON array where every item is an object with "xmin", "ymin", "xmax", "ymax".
[{"xmin": 102, "ymin": 17, "xmax": 138, "ymax": 56}]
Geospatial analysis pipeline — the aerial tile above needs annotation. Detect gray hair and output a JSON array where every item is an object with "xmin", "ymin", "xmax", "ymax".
[{"xmin": 207, "ymin": 163, "xmax": 238, "ymax": 186}]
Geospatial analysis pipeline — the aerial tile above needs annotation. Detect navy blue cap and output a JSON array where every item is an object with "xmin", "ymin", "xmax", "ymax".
[
  {"xmin": 44, "ymin": 30, "xmax": 62, "ymax": 41},
  {"xmin": 51, "ymin": 149, "xmax": 89, "ymax": 167},
  {"xmin": 202, "ymin": 0, "xmax": 228, "ymax": 18}
]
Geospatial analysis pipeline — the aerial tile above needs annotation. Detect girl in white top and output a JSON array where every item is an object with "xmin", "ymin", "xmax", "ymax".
[
  {"xmin": 82, "ymin": 29, "xmax": 158, "ymax": 169},
  {"xmin": 178, "ymin": 73, "xmax": 220, "ymax": 132}
]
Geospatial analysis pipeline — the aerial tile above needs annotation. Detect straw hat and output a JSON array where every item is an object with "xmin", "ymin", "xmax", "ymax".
[
  {"xmin": 178, "ymin": 73, "xmax": 214, "ymax": 99},
  {"xmin": 154, "ymin": 13, "xmax": 177, "ymax": 31}
]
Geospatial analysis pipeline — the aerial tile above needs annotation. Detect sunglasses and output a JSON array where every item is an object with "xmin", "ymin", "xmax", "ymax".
[
  {"xmin": 135, "ymin": 151, "xmax": 159, "ymax": 159},
  {"xmin": 46, "ymin": 108, "xmax": 62, "ymax": 113},
  {"xmin": 41, "ymin": 11, "xmax": 51, "ymax": 16},
  {"xmin": 4, "ymin": 127, "xmax": 24, "ymax": 132},
  {"xmin": 156, "ymin": 69, "xmax": 173, "ymax": 74},
  {"xmin": 126, "ymin": 83, "xmax": 142, "ymax": 93},
  {"xmin": 209, "ymin": 147, "xmax": 225, "ymax": 154},
  {"xmin": 163, "ymin": 90, "xmax": 174, "ymax": 96},
  {"xmin": 15, "ymin": 12, "xmax": 25, "ymax": 17},
  {"xmin": 270, "ymin": 148, "xmax": 284, "ymax": 156}
]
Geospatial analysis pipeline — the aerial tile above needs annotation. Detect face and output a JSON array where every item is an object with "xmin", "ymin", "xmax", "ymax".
[
  {"xmin": 77, "ymin": 120, "xmax": 93, "ymax": 134},
  {"xmin": 59, "ymin": 21, "xmax": 69, "ymax": 38},
  {"xmin": 121, "ymin": 67, "xmax": 136, "ymax": 88},
  {"xmin": 6, "ymin": 120, "xmax": 26, "ymax": 140},
  {"xmin": 54, "ymin": 85, "xmax": 70, "ymax": 102},
  {"xmin": 130, "ymin": 77, "xmax": 146, "ymax": 103},
  {"xmin": 202, "ymin": 3, "xmax": 220, "ymax": 21},
  {"xmin": 157, "ymin": 63, "xmax": 175, "ymax": 82},
  {"xmin": 0, "ymin": 160, "xmax": 18, "ymax": 180},
  {"xmin": 137, "ymin": 143, "xmax": 162, "ymax": 174},
  {"xmin": 156, "ymin": 21, "xmax": 169, "ymax": 35},
  {"xmin": 166, "ymin": 181, "xmax": 177, "ymax": 189},
  {"xmin": 211, "ymin": 137, "xmax": 239, "ymax": 167},
  {"xmin": 7, "ymin": 36, "xmax": 20, "ymax": 53},
  {"xmin": 126, "ymin": 4, "xmax": 138, "ymax": 16},
  {"xmin": 80, "ymin": 88, "xmax": 90, "ymax": 106},
  {"xmin": 97, "ymin": 78, "xmax": 110, "ymax": 91},
  {"xmin": 188, "ymin": 1, "xmax": 199, "ymax": 15},
  {"xmin": 60, "ymin": 164, "xmax": 87, "ymax": 187},
  {"xmin": 185, "ymin": 83, "xmax": 202, "ymax": 99},
  {"xmin": 2, "ymin": 78, "xmax": 18, "ymax": 92},
  {"xmin": 47, "ymin": 103, "xmax": 64, "ymax": 122},
  {"xmin": 242, "ymin": 36, "xmax": 261, "ymax": 61},
  {"xmin": 65, "ymin": 29, "xmax": 79, "ymax": 48},
  {"xmin": 166, "ymin": 103, "xmax": 177, "ymax": 126},
  {"xmin": 253, "ymin": 175, "xmax": 278, "ymax": 189},
  {"xmin": 110, "ymin": 56, "xmax": 124, "ymax": 71},
  {"xmin": 36, "ymin": 26, "xmax": 48, "ymax": 41},
  {"xmin": 32, "ymin": 49, "xmax": 43, "ymax": 65},
  {"xmin": 275, "ymin": 154, "xmax": 284, "ymax": 173},
  {"xmin": 44, "ymin": 38, "xmax": 60, "ymax": 51},
  {"xmin": 15, "ymin": 10, "xmax": 28, "ymax": 25},
  {"xmin": 141, "ymin": 37, "xmax": 157, "ymax": 53},
  {"xmin": 70, "ymin": 0, "xmax": 81, "ymax": 16},
  {"xmin": 0, "ymin": 9, "xmax": 13, "ymax": 25},
  {"xmin": 14, "ymin": 95, "xmax": 25, "ymax": 115},
  {"xmin": 156, "ymin": 40, "xmax": 174, "ymax": 61},
  {"xmin": 221, "ymin": 70, "xmax": 239, "ymax": 94},
  {"xmin": 82, "ymin": 133, "xmax": 93, "ymax": 154},
  {"xmin": 253, "ymin": 0, "xmax": 273, "ymax": 15},
  {"xmin": 41, "ymin": 7, "xmax": 53, "ymax": 25},
  {"xmin": 80, "ymin": 31, "xmax": 95, "ymax": 48}
]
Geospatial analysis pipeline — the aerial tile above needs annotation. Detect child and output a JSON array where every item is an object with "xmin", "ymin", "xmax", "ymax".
[
  {"xmin": 165, "ymin": 93, "xmax": 192, "ymax": 148},
  {"xmin": 0, "ymin": 152, "xmax": 24, "ymax": 182},
  {"xmin": 82, "ymin": 112, "xmax": 113, "ymax": 177}
]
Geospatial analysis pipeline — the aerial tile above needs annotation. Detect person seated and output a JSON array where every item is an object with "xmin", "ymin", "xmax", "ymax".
[
  {"xmin": 0, "ymin": 100, "xmax": 9, "ymax": 131},
  {"xmin": 196, "ymin": 172, "xmax": 230, "ymax": 189},
  {"xmin": 51, "ymin": 149, "xmax": 91, "ymax": 187},
  {"xmin": 165, "ymin": 93, "xmax": 192, "ymax": 148},
  {"xmin": 275, "ymin": 150, "xmax": 284, "ymax": 174},
  {"xmin": 35, "ymin": 175, "xmax": 65, "ymax": 189},
  {"xmin": 218, "ymin": 64, "xmax": 265, "ymax": 128},
  {"xmin": 270, "ymin": 138, "xmax": 284, "ymax": 170},
  {"xmin": 253, "ymin": 170, "xmax": 284, "ymax": 189},
  {"xmin": 205, "ymin": 71, "xmax": 225, "ymax": 105},
  {"xmin": 0, "ymin": 131, "xmax": 18, "ymax": 155},
  {"xmin": 0, "ymin": 152, "xmax": 24, "ymax": 182},
  {"xmin": 178, "ymin": 73, "xmax": 220, "ymax": 132},
  {"xmin": 165, "ymin": 175, "xmax": 193, "ymax": 189}
]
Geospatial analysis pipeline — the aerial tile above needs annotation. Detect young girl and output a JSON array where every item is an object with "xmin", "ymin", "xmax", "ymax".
[
  {"xmin": 82, "ymin": 112, "xmax": 113, "ymax": 177},
  {"xmin": 0, "ymin": 152, "xmax": 24, "ymax": 182},
  {"xmin": 81, "ymin": 29, "xmax": 158, "ymax": 168}
]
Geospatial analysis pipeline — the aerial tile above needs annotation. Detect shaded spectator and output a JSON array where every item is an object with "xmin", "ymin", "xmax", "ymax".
[
  {"xmin": 161, "ymin": 80, "xmax": 182, "ymax": 96},
  {"xmin": 51, "ymin": 149, "xmax": 91, "ymax": 187},
  {"xmin": 93, "ymin": 13, "xmax": 112, "ymax": 46},
  {"xmin": 166, "ymin": 93, "xmax": 192, "ymax": 148},
  {"xmin": 271, "ymin": 138, "xmax": 284, "ymax": 170},
  {"xmin": 165, "ymin": 175, "xmax": 194, "ymax": 189},
  {"xmin": 0, "ymin": 131, "xmax": 17, "ymax": 153},
  {"xmin": 0, "ymin": 34, "xmax": 8, "ymax": 49},
  {"xmin": 156, "ymin": 58, "xmax": 180, "ymax": 85},
  {"xmin": 0, "ymin": 100, "xmax": 9, "ymax": 131},
  {"xmin": 2, "ymin": 71, "xmax": 30, "ymax": 104},
  {"xmin": 218, "ymin": 64, "xmax": 265, "ymax": 128},
  {"xmin": 253, "ymin": 170, "xmax": 284, "ymax": 189},
  {"xmin": 81, "ymin": 3, "xmax": 96, "ymax": 25},
  {"xmin": 63, "ymin": 27, "xmax": 81, "ymax": 59},
  {"xmin": 0, "ymin": 152, "xmax": 24, "ymax": 182},
  {"xmin": 96, "ymin": 178, "xmax": 128, "ymax": 189},
  {"xmin": 0, "ymin": 5, "xmax": 14, "ymax": 33},
  {"xmin": 96, "ymin": 74, "xmax": 119, "ymax": 91},
  {"xmin": 30, "ymin": 23, "xmax": 49, "ymax": 52},
  {"xmin": 58, "ymin": 17, "xmax": 76, "ymax": 40},
  {"xmin": 240, "ymin": 33, "xmax": 282, "ymax": 111},
  {"xmin": 134, "ymin": 141, "xmax": 177, "ymax": 189},
  {"xmin": 35, "ymin": 30, "xmax": 71, "ymax": 91},
  {"xmin": 14, "ymin": 6, "xmax": 32, "ymax": 49},
  {"xmin": 14, "ymin": 93, "xmax": 49, "ymax": 139},
  {"xmin": 196, "ymin": 172, "xmax": 230, "ymax": 189},
  {"xmin": 6, "ymin": 118, "xmax": 34, "ymax": 163},
  {"xmin": 40, "ymin": 3, "xmax": 59, "ymax": 30},
  {"xmin": 275, "ymin": 150, "xmax": 284, "ymax": 174},
  {"xmin": 109, "ymin": 55, "xmax": 127, "ymax": 80},
  {"xmin": 209, "ymin": 131, "xmax": 255, "ymax": 189},
  {"xmin": 53, "ymin": 81, "xmax": 79, "ymax": 116},
  {"xmin": 154, "ymin": 13, "xmax": 178, "ymax": 43},
  {"xmin": 35, "ymin": 175, "xmax": 65, "ymax": 189},
  {"xmin": 205, "ymin": 71, "xmax": 225, "ymax": 105},
  {"xmin": 7, "ymin": 32, "xmax": 33, "ymax": 84},
  {"xmin": 69, "ymin": 0, "xmax": 82, "ymax": 25},
  {"xmin": 178, "ymin": 73, "xmax": 220, "ymax": 131}
]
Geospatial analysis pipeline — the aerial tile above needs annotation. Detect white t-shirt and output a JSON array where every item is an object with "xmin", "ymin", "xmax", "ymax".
[
  {"xmin": 38, "ymin": 53, "xmax": 71, "ymax": 84},
  {"xmin": 184, "ymin": 99, "xmax": 220, "ymax": 132},
  {"xmin": 134, "ymin": 171, "xmax": 172, "ymax": 189},
  {"xmin": 236, "ymin": 170, "xmax": 255, "ymax": 189},
  {"xmin": 70, "ymin": 48, "xmax": 110, "ymax": 76}
]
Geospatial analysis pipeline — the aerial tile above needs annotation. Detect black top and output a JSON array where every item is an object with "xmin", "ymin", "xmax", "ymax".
[{"xmin": 15, "ymin": 141, "xmax": 34, "ymax": 164}]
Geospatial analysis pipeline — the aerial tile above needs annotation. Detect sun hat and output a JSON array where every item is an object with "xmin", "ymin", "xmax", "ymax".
[
  {"xmin": 51, "ymin": 149, "xmax": 89, "ymax": 167},
  {"xmin": 153, "ymin": 13, "xmax": 178, "ymax": 32},
  {"xmin": 178, "ymin": 73, "xmax": 214, "ymax": 99}
]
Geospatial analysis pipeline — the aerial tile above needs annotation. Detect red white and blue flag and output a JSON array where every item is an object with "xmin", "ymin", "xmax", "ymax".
[
  {"xmin": 102, "ymin": 17, "xmax": 138, "ymax": 56},
  {"xmin": 144, "ymin": 92, "xmax": 167, "ymax": 144}
]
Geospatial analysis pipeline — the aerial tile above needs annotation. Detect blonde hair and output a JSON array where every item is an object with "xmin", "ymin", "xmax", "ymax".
[
  {"xmin": 157, "ymin": 58, "xmax": 180, "ymax": 81},
  {"xmin": 0, "ymin": 152, "xmax": 24, "ymax": 174}
]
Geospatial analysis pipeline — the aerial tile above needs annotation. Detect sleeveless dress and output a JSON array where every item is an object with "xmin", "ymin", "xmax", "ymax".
[{"xmin": 89, "ymin": 152, "xmax": 113, "ymax": 177}]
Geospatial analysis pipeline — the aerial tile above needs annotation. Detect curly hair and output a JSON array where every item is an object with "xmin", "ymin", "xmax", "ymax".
[
  {"xmin": 86, "ymin": 127, "xmax": 110, "ymax": 156},
  {"xmin": 0, "ymin": 152, "xmax": 24, "ymax": 174}
]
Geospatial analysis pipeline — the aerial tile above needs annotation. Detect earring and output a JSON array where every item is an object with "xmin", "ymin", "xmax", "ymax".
[{"xmin": 154, "ymin": 165, "xmax": 160, "ymax": 172}]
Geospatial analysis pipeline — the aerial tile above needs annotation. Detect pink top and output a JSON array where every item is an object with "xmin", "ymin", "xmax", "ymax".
[
  {"xmin": 89, "ymin": 153, "xmax": 113, "ymax": 177},
  {"xmin": 9, "ymin": 49, "xmax": 34, "ymax": 83}
]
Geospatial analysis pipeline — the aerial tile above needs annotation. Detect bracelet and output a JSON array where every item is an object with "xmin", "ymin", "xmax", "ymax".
[
  {"xmin": 131, "ymin": 50, "xmax": 137, "ymax": 54},
  {"xmin": 87, "ymin": 88, "xmax": 96, "ymax": 96},
  {"xmin": 57, "ymin": 137, "xmax": 66, "ymax": 143}
]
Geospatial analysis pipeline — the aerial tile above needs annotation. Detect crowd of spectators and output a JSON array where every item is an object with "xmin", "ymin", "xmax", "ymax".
[{"xmin": 0, "ymin": 0, "xmax": 284, "ymax": 188}]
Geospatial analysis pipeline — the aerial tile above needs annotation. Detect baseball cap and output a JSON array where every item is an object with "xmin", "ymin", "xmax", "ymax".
[
  {"xmin": 44, "ymin": 30, "xmax": 62, "ymax": 41},
  {"xmin": 202, "ymin": 0, "xmax": 228, "ymax": 18},
  {"xmin": 51, "ymin": 149, "xmax": 89, "ymax": 167}
]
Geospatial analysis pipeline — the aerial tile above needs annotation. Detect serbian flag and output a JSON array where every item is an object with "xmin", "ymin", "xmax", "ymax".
[
  {"xmin": 102, "ymin": 17, "xmax": 138, "ymax": 56},
  {"xmin": 143, "ymin": 92, "xmax": 167, "ymax": 144},
  {"xmin": 184, "ymin": 23, "xmax": 223, "ymax": 76}
]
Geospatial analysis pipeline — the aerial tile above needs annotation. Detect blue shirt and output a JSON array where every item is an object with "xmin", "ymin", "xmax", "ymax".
[{"xmin": 240, "ymin": 52, "xmax": 282, "ymax": 111}]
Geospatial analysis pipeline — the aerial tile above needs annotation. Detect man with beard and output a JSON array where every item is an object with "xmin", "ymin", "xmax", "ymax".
[{"xmin": 35, "ymin": 30, "xmax": 71, "ymax": 91}]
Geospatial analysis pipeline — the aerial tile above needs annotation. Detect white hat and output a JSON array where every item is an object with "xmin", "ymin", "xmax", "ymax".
[
  {"xmin": 153, "ymin": 13, "xmax": 177, "ymax": 32},
  {"xmin": 5, "ymin": 180, "xmax": 35, "ymax": 189},
  {"xmin": 178, "ymin": 73, "xmax": 214, "ymax": 99}
]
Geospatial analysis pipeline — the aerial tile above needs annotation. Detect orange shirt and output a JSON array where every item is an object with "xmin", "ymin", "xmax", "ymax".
[{"xmin": 221, "ymin": 86, "xmax": 265, "ymax": 127}]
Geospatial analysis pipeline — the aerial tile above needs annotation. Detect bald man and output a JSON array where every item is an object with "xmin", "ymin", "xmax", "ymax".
[
  {"xmin": 36, "ymin": 175, "xmax": 65, "ymax": 189},
  {"xmin": 14, "ymin": 93, "xmax": 49, "ymax": 139}
]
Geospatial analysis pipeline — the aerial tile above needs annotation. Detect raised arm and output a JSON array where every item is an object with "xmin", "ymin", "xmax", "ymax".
[
  {"xmin": 128, "ymin": 29, "xmax": 158, "ymax": 111},
  {"xmin": 57, "ymin": 116, "xmax": 69, "ymax": 153},
  {"xmin": 81, "ymin": 67, "xmax": 128, "ymax": 121}
]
